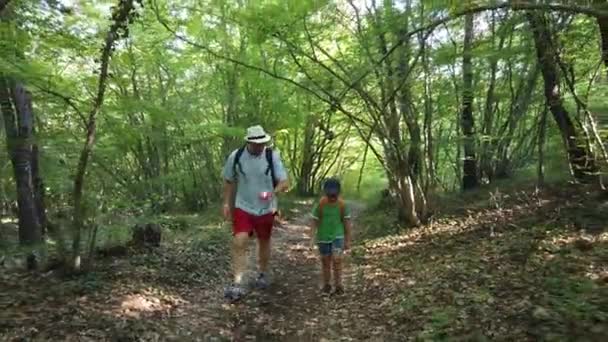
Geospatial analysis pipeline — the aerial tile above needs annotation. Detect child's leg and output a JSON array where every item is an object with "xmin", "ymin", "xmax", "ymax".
[
  {"xmin": 321, "ymin": 255, "xmax": 332, "ymax": 286},
  {"xmin": 318, "ymin": 243, "xmax": 332, "ymax": 287},
  {"xmin": 332, "ymin": 239, "xmax": 345, "ymax": 288},
  {"xmin": 332, "ymin": 254, "xmax": 342, "ymax": 288}
]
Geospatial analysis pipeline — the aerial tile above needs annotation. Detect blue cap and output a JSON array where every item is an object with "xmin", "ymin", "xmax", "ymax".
[{"xmin": 323, "ymin": 178, "xmax": 341, "ymax": 195}]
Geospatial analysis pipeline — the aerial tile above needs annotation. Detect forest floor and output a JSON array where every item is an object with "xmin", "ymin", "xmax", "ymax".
[{"xmin": 1, "ymin": 182, "xmax": 608, "ymax": 341}]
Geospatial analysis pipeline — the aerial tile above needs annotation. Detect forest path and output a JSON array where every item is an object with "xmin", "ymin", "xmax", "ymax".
[{"xmin": 170, "ymin": 199, "xmax": 382, "ymax": 341}]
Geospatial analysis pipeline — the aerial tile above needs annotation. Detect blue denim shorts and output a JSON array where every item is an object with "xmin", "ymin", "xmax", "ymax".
[{"xmin": 318, "ymin": 238, "xmax": 344, "ymax": 256}]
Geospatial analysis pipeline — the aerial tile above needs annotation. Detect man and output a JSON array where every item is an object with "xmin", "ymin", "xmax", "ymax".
[{"xmin": 222, "ymin": 125, "xmax": 289, "ymax": 301}]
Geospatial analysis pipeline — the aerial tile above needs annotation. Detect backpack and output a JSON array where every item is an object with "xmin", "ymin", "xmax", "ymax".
[
  {"xmin": 232, "ymin": 145, "xmax": 277, "ymax": 187},
  {"xmin": 318, "ymin": 195, "xmax": 345, "ymax": 223}
]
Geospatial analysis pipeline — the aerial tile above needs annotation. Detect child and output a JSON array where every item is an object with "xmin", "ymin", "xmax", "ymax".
[{"xmin": 310, "ymin": 178, "xmax": 352, "ymax": 295}]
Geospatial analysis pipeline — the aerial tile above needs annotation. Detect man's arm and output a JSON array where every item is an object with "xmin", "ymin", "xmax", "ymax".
[{"xmin": 223, "ymin": 180, "xmax": 235, "ymax": 208}]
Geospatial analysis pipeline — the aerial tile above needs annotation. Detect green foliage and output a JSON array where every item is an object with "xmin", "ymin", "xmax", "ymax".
[{"xmin": 1, "ymin": 0, "xmax": 606, "ymax": 272}]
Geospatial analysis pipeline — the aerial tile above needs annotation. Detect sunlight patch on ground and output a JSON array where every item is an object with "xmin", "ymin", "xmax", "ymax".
[
  {"xmin": 584, "ymin": 262, "xmax": 608, "ymax": 282},
  {"xmin": 540, "ymin": 231, "xmax": 606, "ymax": 250},
  {"xmin": 360, "ymin": 209, "xmax": 510, "ymax": 256},
  {"xmin": 361, "ymin": 227, "xmax": 439, "ymax": 256},
  {"xmin": 115, "ymin": 289, "xmax": 187, "ymax": 318}
]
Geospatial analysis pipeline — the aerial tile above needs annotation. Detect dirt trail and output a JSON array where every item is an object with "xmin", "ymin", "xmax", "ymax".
[{"xmin": 166, "ymin": 200, "xmax": 379, "ymax": 341}]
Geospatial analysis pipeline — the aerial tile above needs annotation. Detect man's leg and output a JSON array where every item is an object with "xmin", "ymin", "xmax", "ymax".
[
  {"xmin": 253, "ymin": 213, "xmax": 274, "ymax": 275},
  {"xmin": 231, "ymin": 209, "xmax": 253, "ymax": 287},
  {"xmin": 232, "ymin": 232, "xmax": 250, "ymax": 285},
  {"xmin": 257, "ymin": 237, "xmax": 271, "ymax": 274}
]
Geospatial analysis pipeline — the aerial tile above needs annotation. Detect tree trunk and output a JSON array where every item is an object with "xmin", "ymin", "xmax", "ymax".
[
  {"xmin": 356, "ymin": 131, "xmax": 372, "ymax": 194},
  {"xmin": 601, "ymin": 18, "xmax": 608, "ymax": 79},
  {"xmin": 461, "ymin": 13, "xmax": 479, "ymax": 190},
  {"xmin": 596, "ymin": 1, "xmax": 608, "ymax": 79},
  {"xmin": 72, "ymin": 0, "xmax": 136, "ymax": 271},
  {"xmin": 527, "ymin": 12, "xmax": 598, "ymax": 182},
  {"xmin": 0, "ymin": 0, "xmax": 10, "ymax": 14},
  {"xmin": 297, "ymin": 115, "xmax": 316, "ymax": 196},
  {"xmin": 494, "ymin": 63, "xmax": 540, "ymax": 179},
  {"xmin": 480, "ymin": 11, "xmax": 507, "ymax": 183},
  {"xmin": 1, "ymin": 78, "xmax": 44, "ymax": 270},
  {"xmin": 538, "ymin": 105, "xmax": 547, "ymax": 187},
  {"xmin": 222, "ymin": 65, "xmax": 240, "ymax": 157},
  {"xmin": 31, "ymin": 144, "xmax": 47, "ymax": 236},
  {"xmin": 395, "ymin": 165, "xmax": 420, "ymax": 227},
  {"xmin": 420, "ymin": 25, "xmax": 434, "ymax": 192},
  {"xmin": 384, "ymin": 147, "xmax": 420, "ymax": 227}
]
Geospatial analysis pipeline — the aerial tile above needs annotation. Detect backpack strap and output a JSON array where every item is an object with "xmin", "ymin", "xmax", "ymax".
[
  {"xmin": 232, "ymin": 146, "xmax": 276, "ymax": 186},
  {"xmin": 318, "ymin": 196, "xmax": 328, "ymax": 223},
  {"xmin": 318, "ymin": 196, "xmax": 346, "ymax": 224},
  {"xmin": 232, "ymin": 145, "xmax": 246, "ymax": 179},
  {"xmin": 265, "ymin": 147, "xmax": 277, "ymax": 188}
]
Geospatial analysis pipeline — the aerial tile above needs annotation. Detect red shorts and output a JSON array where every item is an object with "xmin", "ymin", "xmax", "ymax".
[{"xmin": 232, "ymin": 208, "xmax": 274, "ymax": 240}]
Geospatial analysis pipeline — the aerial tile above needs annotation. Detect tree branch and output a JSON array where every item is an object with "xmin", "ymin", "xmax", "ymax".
[
  {"xmin": 151, "ymin": 0, "xmax": 372, "ymax": 130},
  {"xmin": 32, "ymin": 85, "xmax": 87, "ymax": 128},
  {"xmin": 341, "ymin": 1, "xmax": 608, "ymax": 97}
]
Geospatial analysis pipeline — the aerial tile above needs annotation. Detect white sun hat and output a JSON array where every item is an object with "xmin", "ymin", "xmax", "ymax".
[{"xmin": 245, "ymin": 125, "xmax": 271, "ymax": 144}]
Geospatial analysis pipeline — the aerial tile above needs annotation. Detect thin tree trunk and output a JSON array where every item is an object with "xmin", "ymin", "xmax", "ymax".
[
  {"xmin": 538, "ymin": 105, "xmax": 547, "ymax": 187},
  {"xmin": 596, "ymin": 1, "xmax": 608, "ymax": 79},
  {"xmin": 72, "ymin": 0, "xmax": 135, "ymax": 271},
  {"xmin": 356, "ymin": 131, "xmax": 372, "ymax": 195},
  {"xmin": 527, "ymin": 12, "xmax": 598, "ymax": 182},
  {"xmin": 420, "ymin": 27, "xmax": 434, "ymax": 192},
  {"xmin": 297, "ymin": 115, "xmax": 316, "ymax": 196},
  {"xmin": 461, "ymin": 13, "xmax": 479, "ymax": 190},
  {"xmin": 481, "ymin": 11, "xmax": 507, "ymax": 183},
  {"xmin": 222, "ymin": 65, "xmax": 240, "ymax": 157},
  {"xmin": 31, "ymin": 144, "xmax": 47, "ymax": 236}
]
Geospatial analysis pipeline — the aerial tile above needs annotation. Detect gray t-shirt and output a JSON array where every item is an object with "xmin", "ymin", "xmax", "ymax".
[{"xmin": 222, "ymin": 147, "xmax": 288, "ymax": 216}]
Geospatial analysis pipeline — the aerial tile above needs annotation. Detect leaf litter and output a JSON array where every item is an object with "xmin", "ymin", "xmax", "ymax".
[{"xmin": 1, "ymin": 183, "xmax": 607, "ymax": 340}]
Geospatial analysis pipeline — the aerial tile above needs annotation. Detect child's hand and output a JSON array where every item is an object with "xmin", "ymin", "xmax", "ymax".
[{"xmin": 344, "ymin": 239, "xmax": 351, "ymax": 251}]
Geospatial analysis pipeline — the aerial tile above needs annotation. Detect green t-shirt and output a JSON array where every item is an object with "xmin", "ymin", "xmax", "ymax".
[{"xmin": 311, "ymin": 200, "xmax": 351, "ymax": 243}]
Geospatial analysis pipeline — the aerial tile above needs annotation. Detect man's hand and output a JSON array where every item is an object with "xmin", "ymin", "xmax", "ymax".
[
  {"xmin": 222, "ymin": 204, "xmax": 231, "ymax": 221},
  {"xmin": 274, "ymin": 179, "xmax": 289, "ymax": 194}
]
